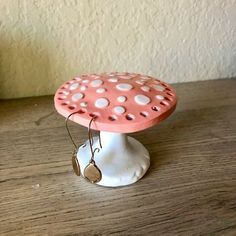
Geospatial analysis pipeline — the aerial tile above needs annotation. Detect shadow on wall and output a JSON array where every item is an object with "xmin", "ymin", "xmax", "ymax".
[{"xmin": 0, "ymin": 34, "xmax": 65, "ymax": 99}]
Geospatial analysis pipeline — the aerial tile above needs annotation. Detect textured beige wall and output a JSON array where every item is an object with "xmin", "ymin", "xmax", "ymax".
[{"xmin": 0, "ymin": 0, "xmax": 235, "ymax": 99}]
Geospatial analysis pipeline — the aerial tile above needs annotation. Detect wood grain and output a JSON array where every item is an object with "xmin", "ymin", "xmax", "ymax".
[{"xmin": 0, "ymin": 79, "xmax": 236, "ymax": 236}]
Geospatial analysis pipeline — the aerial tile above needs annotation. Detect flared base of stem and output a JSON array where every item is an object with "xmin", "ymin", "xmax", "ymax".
[{"xmin": 77, "ymin": 131, "xmax": 150, "ymax": 187}]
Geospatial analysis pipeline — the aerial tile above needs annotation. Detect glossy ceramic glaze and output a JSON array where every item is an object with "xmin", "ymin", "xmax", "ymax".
[{"xmin": 54, "ymin": 72, "xmax": 177, "ymax": 133}]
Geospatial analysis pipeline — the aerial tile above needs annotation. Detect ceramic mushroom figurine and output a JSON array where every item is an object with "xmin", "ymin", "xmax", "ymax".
[{"xmin": 54, "ymin": 72, "xmax": 177, "ymax": 187}]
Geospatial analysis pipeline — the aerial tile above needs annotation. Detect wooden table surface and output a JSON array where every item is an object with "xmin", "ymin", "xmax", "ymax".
[{"xmin": 0, "ymin": 79, "xmax": 236, "ymax": 236}]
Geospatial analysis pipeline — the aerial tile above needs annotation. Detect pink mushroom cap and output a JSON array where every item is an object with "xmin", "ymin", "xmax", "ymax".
[{"xmin": 54, "ymin": 72, "xmax": 177, "ymax": 133}]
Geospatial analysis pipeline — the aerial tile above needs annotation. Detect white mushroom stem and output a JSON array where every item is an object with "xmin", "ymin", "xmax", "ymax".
[
  {"xmin": 77, "ymin": 131, "xmax": 150, "ymax": 187},
  {"xmin": 100, "ymin": 131, "xmax": 128, "ymax": 148}
]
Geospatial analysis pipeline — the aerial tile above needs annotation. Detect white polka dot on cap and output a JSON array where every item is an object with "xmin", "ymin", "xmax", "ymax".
[
  {"xmin": 80, "ymin": 85, "xmax": 88, "ymax": 91},
  {"xmin": 96, "ymin": 88, "xmax": 106, "ymax": 93},
  {"xmin": 141, "ymin": 86, "xmax": 150, "ymax": 92},
  {"xmin": 153, "ymin": 84, "xmax": 165, "ymax": 91},
  {"xmin": 134, "ymin": 94, "xmax": 151, "ymax": 105},
  {"xmin": 82, "ymin": 79, "xmax": 89, "ymax": 83},
  {"xmin": 117, "ymin": 96, "xmax": 127, "ymax": 102},
  {"xmin": 72, "ymin": 93, "xmax": 84, "ymax": 101},
  {"xmin": 91, "ymin": 79, "xmax": 104, "ymax": 87},
  {"xmin": 156, "ymin": 95, "xmax": 164, "ymax": 100},
  {"xmin": 80, "ymin": 101, "xmax": 88, "ymax": 107},
  {"xmin": 113, "ymin": 106, "xmax": 126, "ymax": 115},
  {"xmin": 116, "ymin": 83, "xmax": 133, "ymax": 91},
  {"xmin": 95, "ymin": 98, "xmax": 110, "ymax": 108},
  {"xmin": 69, "ymin": 83, "xmax": 80, "ymax": 90},
  {"xmin": 108, "ymin": 78, "xmax": 118, "ymax": 82}
]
